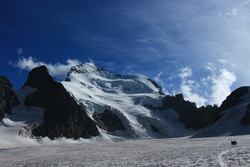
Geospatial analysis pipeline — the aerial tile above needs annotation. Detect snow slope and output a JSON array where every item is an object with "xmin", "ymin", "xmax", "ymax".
[
  {"xmin": 1, "ymin": 135, "xmax": 250, "ymax": 166},
  {"xmin": 0, "ymin": 86, "xmax": 45, "ymax": 148},
  {"xmin": 62, "ymin": 63, "xmax": 191, "ymax": 139}
]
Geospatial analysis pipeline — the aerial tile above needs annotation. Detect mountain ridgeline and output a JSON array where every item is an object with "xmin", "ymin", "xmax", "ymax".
[{"xmin": 1, "ymin": 63, "xmax": 250, "ymax": 140}]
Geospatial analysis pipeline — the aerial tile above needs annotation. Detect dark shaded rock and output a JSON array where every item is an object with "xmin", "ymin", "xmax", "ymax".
[
  {"xmin": 218, "ymin": 87, "xmax": 249, "ymax": 112},
  {"xmin": 241, "ymin": 103, "xmax": 250, "ymax": 125},
  {"xmin": 23, "ymin": 66, "xmax": 99, "ymax": 139},
  {"xmin": 163, "ymin": 94, "xmax": 219, "ymax": 129},
  {"xmin": 0, "ymin": 76, "xmax": 19, "ymax": 120},
  {"xmin": 22, "ymin": 66, "xmax": 54, "ymax": 89},
  {"xmin": 150, "ymin": 124, "xmax": 159, "ymax": 132},
  {"xmin": 231, "ymin": 141, "xmax": 237, "ymax": 145},
  {"xmin": 93, "ymin": 110, "xmax": 125, "ymax": 132}
]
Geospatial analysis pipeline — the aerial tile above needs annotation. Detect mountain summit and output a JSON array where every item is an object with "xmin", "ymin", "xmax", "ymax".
[{"xmin": 22, "ymin": 66, "xmax": 99, "ymax": 139}]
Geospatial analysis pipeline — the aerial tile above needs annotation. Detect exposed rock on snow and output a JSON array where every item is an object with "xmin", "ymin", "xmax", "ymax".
[
  {"xmin": 218, "ymin": 86, "xmax": 249, "ymax": 112},
  {"xmin": 22, "ymin": 66, "xmax": 99, "ymax": 139},
  {"xmin": 0, "ymin": 76, "xmax": 19, "ymax": 120},
  {"xmin": 241, "ymin": 104, "xmax": 250, "ymax": 125},
  {"xmin": 163, "ymin": 94, "xmax": 219, "ymax": 129},
  {"xmin": 93, "ymin": 110, "xmax": 125, "ymax": 132}
]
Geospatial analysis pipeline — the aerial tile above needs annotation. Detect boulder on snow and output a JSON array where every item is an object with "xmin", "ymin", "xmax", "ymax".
[
  {"xmin": 231, "ymin": 140, "xmax": 237, "ymax": 145},
  {"xmin": 23, "ymin": 66, "xmax": 99, "ymax": 139}
]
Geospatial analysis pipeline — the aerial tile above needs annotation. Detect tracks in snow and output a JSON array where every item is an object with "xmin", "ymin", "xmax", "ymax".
[{"xmin": 218, "ymin": 150, "xmax": 230, "ymax": 167}]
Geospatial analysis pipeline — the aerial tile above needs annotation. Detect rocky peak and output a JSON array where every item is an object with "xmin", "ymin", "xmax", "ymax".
[
  {"xmin": 22, "ymin": 66, "xmax": 99, "ymax": 139},
  {"xmin": 218, "ymin": 86, "xmax": 249, "ymax": 112},
  {"xmin": 22, "ymin": 65, "xmax": 54, "ymax": 89},
  {"xmin": 69, "ymin": 63, "xmax": 109, "ymax": 76},
  {"xmin": 0, "ymin": 76, "xmax": 13, "ymax": 87}
]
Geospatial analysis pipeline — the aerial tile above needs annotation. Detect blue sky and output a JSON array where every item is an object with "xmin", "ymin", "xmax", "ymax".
[{"xmin": 1, "ymin": 0, "xmax": 250, "ymax": 106}]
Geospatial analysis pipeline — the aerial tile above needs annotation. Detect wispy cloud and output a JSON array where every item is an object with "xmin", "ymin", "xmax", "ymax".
[
  {"xmin": 153, "ymin": 71, "xmax": 169, "ymax": 94},
  {"xmin": 178, "ymin": 67, "xmax": 192, "ymax": 79},
  {"xmin": 11, "ymin": 57, "xmax": 81, "ymax": 78},
  {"xmin": 176, "ymin": 63, "xmax": 236, "ymax": 106},
  {"xmin": 17, "ymin": 48, "xmax": 23, "ymax": 55},
  {"xmin": 120, "ymin": 0, "xmax": 250, "ymax": 86},
  {"xmin": 178, "ymin": 67, "xmax": 207, "ymax": 107},
  {"xmin": 204, "ymin": 63, "xmax": 237, "ymax": 105}
]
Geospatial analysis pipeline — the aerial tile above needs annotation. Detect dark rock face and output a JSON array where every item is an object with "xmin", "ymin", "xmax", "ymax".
[
  {"xmin": 22, "ymin": 66, "xmax": 54, "ymax": 90},
  {"xmin": 218, "ymin": 87, "xmax": 249, "ymax": 112},
  {"xmin": 23, "ymin": 66, "xmax": 99, "ymax": 139},
  {"xmin": 93, "ymin": 110, "xmax": 125, "ymax": 132},
  {"xmin": 241, "ymin": 103, "xmax": 250, "ymax": 125},
  {"xmin": 150, "ymin": 124, "xmax": 159, "ymax": 132},
  {"xmin": 0, "ymin": 76, "xmax": 19, "ymax": 120},
  {"xmin": 163, "ymin": 94, "xmax": 219, "ymax": 129}
]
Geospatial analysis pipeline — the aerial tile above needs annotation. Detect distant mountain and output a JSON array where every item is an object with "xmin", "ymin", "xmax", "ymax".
[{"xmin": 1, "ymin": 63, "xmax": 250, "ymax": 141}]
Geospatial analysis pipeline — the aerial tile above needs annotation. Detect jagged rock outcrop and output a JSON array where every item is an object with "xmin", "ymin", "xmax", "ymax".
[
  {"xmin": 0, "ymin": 76, "xmax": 19, "ymax": 120},
  {"xmin": 163, "ymin": 94, "xmax": 219, "ymax": 129},
  {"xmin": 218, "ymin": 86, "xmax": 249, "ymax": 112},
  {"xmin": 93, "ymin": 110, "xmax": 125, "ymax": 132},
  {"xmin": 23, "ymin": 66, "xmax": 99, "ymax": 139}
]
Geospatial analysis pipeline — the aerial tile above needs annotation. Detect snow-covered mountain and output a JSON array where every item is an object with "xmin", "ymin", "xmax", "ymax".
[
  {"xmin": 1, "ymin": 63, "xmax": 250, "ymax": 146},
  {"xmin": 61, "ymin": 63, "xmax": 190, "ymax": 139}
]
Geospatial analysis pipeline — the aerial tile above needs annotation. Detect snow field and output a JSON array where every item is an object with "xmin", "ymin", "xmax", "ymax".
[{"xmin": 1, "ymin": 135, "xmax": 250, "ymax": 167}]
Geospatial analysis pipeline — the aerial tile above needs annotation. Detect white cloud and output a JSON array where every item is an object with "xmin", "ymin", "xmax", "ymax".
[
  {"xmin": 11, "ymin": 56, "xmax": 81, "ymax": 78},
  {"xmin": 178, "ymin": 67, "xmax": 192, "ymax": 79},
  {"xmin": 209, "ymin": 69, "xmax": 236, "ymax": 105},
  {"xmin": 180, "ymin": 82, "xmax": 207, "ymax": 107},
  {"xmin": 178, "ymin": 67, "xmax": 207, "ymax": 107},
  {"xmin": 218, "ymin": 59, "xmax": 237, "ymax": 68},
  {"xmin": 205, "ymin": 62, "xmax": 216, "ymax": 72},
  {"xmin": 202, "ymin": 62, "xmax": 236, "ymax": 105},
  {"xmin": 153, "ymin": 72, "xmax": 163, "ymax": 84},
  {"xmin": 176, "ymin": 64, "xmax": 236, "ymax": 107},
  {"xmin": 12, "ymin": 56, "xmax": 40, "ymax": 70},
  {"xmin": 153, "ymin": 71, "xmax": 169, "ymax": 94}
]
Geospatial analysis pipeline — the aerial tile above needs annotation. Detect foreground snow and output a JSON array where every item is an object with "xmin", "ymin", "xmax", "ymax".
[{"xmin": 1, "ymin": 135, "xmax": 250, "ymax": 167}]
